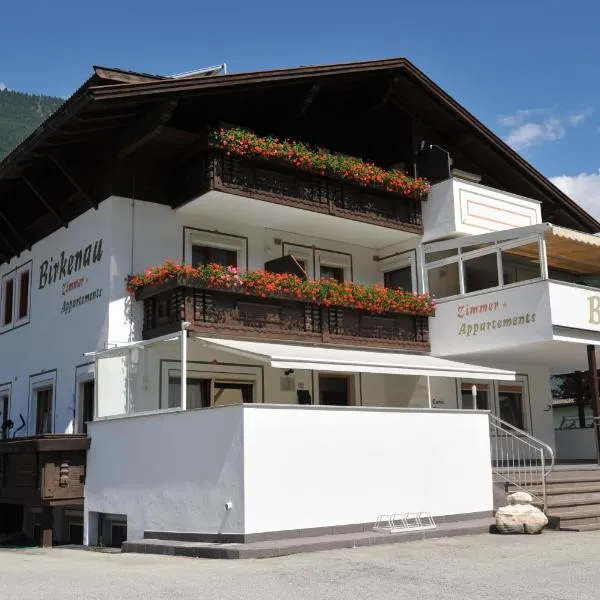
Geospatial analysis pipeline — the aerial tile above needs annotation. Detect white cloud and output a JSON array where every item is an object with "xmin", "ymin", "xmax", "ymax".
[
  {"xmin": 550, "ymin": 169, "xmax": 600, "ymax": 219},
  {"xmin": 0, "ymin": 82, "xmax": 6, "ymax": 91},
  {"xmin": 505, "ymin": 118, "xmax": 565, "ymax": 150},
  {"xmin": 499, "ymin": 106, "xmax": 595, "ymax": 151},
  {"xmin": 568, "ymin": 108, "xmax": 594, "ymax": 126},
  {"xmin": 498, "ymin": 108, "xmax": 550, "ymax": 128}
]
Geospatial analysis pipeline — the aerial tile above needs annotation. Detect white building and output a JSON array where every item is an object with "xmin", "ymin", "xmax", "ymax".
[{"xmin": 0, "ymin": 59, "xmax": 598, "ymax": 548}]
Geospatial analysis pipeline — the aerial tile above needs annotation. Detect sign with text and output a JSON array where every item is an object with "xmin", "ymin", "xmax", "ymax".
[
  {"xmin": 549, "ymin": 281, "xmax": 600, "ymax": 336},
  {"xmin": 430, "ymin": 280, "xmax": 552, "ymax": 356},
  {"xmin": 37, "ymin": 238, "xmax": 105, "ymax": 316}
]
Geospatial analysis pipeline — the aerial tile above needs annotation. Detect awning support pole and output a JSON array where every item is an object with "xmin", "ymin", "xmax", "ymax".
[
  {"xmin": 181, "ymin": 323, "xmax": 190, "ymax": 411},
  {"xmin": 586, "ymin": 345, "xmax": 600, "ymax": 464}
]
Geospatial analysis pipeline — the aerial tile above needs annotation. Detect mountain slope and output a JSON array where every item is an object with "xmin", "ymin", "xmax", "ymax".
[{"xmin": 0, "ymin": 89, "xmax": 63, "ymax": 159}]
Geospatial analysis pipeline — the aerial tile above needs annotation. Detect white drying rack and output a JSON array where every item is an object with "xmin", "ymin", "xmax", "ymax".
[{"xmin": 373, "ymin": 512, "xmax": 436, "ymax": 534}]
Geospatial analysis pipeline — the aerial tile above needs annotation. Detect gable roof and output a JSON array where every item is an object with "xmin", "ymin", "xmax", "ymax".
[{"xmin": 0, "ymin": 57, "xmax": 597, "ymax": 265}]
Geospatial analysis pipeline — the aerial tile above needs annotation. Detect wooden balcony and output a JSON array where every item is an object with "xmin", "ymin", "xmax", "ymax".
[
  {"xmin": 172, "ymin": 149, "xmax": 423, "ymax": 234},
  {"xmin": 0, "ymin": 435, "xmax": 90, "ymax": 546},
  {"xmin": 0, "ymin": 435, "xmax": 89, "ymax": 507},
  {"xmin": 139, "ymin": 280, "xmax": 430, "ymax": 350}
]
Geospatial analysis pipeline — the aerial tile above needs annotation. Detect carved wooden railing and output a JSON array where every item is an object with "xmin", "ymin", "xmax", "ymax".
[
  {"xmin": 0, "ymin": 435, "xmax": 90, "ymax": 507},
  {"xmin": 139, "ymin": 280, "xmax": 430, "ymax": 350},
  {"xmin": 172, "ymin": 149, "xmax": 423, "ymax": 233}
]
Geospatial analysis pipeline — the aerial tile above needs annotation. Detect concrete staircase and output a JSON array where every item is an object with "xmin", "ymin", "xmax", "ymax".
[{"xmin": 507, "ymin": 464, "xmax": 600, "ymax": 532}]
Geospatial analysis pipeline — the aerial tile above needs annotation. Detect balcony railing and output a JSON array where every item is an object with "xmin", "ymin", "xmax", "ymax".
[
  {"xmin": 173, "ymin": 150, "xmax": 423, "ymax": 233},
  {"xmin": 139, "ymin": 280, "xmax": 430, "ymax": 350},
  {"xmin": 0, "ymin": 435, "xmax": 89, "ymax": 506}
]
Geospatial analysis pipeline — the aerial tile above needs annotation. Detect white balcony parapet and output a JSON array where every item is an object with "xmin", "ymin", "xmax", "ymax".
[{"xmin": 422, "ymin": 178, "xmax": 542, "ymax": 242}]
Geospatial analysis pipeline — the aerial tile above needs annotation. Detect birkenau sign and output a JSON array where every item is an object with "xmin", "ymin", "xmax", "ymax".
[{"xmin": 38, "ymin": 239, "xmax": 103, "ymax": 290}]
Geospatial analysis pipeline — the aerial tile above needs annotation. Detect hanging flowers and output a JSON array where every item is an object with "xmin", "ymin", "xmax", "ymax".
[
  {"xmin": 128, "ymin": 260, "xmax": 435, "ymax": 317},
  {"xmin": 210, "ymin": 127, "xmax": 431, "ymax": 200}
]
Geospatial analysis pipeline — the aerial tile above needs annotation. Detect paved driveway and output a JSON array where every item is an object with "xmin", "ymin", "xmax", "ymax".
[{"xmin": 0, "ymin": 531, "xmax": 596, "ymax": 600}]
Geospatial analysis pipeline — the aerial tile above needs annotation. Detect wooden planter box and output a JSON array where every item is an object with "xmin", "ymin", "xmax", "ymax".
[
  {"xmin": 139, "ymin": 280, "xmax": 430, "ymax": 350},
  {"xmin": 172, "ymin": 149, "xmax": 424, "ymax": 233}
]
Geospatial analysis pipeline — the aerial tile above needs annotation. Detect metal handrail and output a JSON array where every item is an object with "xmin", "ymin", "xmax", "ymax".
[{"xmin": 489, "ymin": 414, "xmax": 555, "ymax": 509}]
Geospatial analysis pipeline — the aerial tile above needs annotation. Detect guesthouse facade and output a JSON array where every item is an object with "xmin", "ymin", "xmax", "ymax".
[{"xmin": 0, "ymin": 59, "xmax": 598, "ymax": 546}]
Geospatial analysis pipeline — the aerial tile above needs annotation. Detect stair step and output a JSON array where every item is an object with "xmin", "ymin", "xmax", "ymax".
[
  {"xmin": 506, "ymin": 477, "xmax": 600, "ymax": 488},
  {"xmin": 549, "ymin": 505, "xmax": 600, "ymax": 528},
  {"xmin": 547, "ymin": 493, "xmax": 600, "ymax": 507}
]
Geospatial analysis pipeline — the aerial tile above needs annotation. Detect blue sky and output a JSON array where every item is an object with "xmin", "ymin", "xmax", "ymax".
[{"xmin": 1, "ymin": 0, "xmax": 599, "ymax": 216}]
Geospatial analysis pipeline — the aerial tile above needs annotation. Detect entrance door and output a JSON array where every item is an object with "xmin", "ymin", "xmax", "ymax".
[
  {"xmin": 319, "ymin": 375, "xmax": 351, "ymax": 406},
  {"xmin": 460, "ymin": 382, "xmax": 490, "ymax": 411},
  {"xmin": 0, "ymin": 393, "xmax": 9, "ymax": 439},
  {"xmin": 81, "ymin": 380, "xmax": 95, "ymax": 435},
  {"xmin": 498, "ymin": 383, "xmax": 526, "ymax": 430}
]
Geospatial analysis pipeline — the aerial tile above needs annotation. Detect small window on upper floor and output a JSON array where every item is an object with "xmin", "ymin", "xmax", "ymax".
[
  {"xmin": 192, "ymin": 245, "xmax": 238, "ymax": 268},
  {"xmin": 319, "ymin": 264, "xmax": 345, "ymax": 283},
  {"xmin": 16, "ymin": 266, "xmax": 30, "ymax": 322},
  {"xmin": 2, "ymin": 275, "xmax": 14, "ymax": 327},
  {"xmin": 384, "ymin": 266, "xmax": 414, "ymax": 292},
  {"xmin": 185, "ymin": 228, "xmax": 247, "ymax": 270}
]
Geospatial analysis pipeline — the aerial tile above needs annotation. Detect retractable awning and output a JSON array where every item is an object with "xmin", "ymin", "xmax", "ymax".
[{"xmin": 195, "ymin": 337, "xmax": 515, "ymax": 380}]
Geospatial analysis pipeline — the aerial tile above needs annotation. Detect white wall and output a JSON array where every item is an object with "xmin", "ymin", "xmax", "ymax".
[
  {"xmin": 85, "ymin": 404, "xmax": 494, "ymax": 540},
  {"xmin": 243, "ymin": 405, "xmax": 493, "ymax": 534},
  {"xmin": 85, "ymin": 406, "xmax": 245, "ymax": 541},
  {"xmin": 0, "ymin": 204, "xmax": 112, "ymax": 434},
  {"xmin": 555, "ymin": 428, "xmax": 597, "ymax": 461}
]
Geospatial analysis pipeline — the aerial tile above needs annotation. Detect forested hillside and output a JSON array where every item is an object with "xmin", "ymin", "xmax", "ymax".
[{"xmin": 0, "ymin": 89, "xmax": 63, "ymax": 159}]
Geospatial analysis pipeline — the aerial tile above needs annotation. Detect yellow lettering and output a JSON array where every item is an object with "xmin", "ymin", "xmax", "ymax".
[{"xmin": 589, "ymin": 296, "xmax": 600, "ymax": 325}]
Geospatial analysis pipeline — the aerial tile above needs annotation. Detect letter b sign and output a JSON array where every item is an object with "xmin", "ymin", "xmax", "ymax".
[{"xmin": 589, "ymin": 296, "xmax": 600, "ymax": 325}]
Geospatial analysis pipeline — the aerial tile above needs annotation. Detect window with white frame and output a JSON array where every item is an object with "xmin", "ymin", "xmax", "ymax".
[
  {"xmin": 1, "ymin": 272, "xmax": 15, "ymax": 328},
  {"xmin": 184, "ymin": 228, "xmax": 247, "ymax": 269},
  {"xmin": 315, "ymin": 250, "xmax": 352, "ymax": 282},
  {"xmin": 15, "ymin": 264, "xmax": 31, "ymax": 324},
  {"xmin": 378, "ymin": 253, "xmax": 417, "ymax": 292},
  {"xmin": 29, "ymin": 372, "xmax": 56, "ymax": 436},
  {"xmin": 424, "ymin": 235, "xmax": 543, "ymax": 300},
  {"xmin": 281, "ymin": 244, "xmax": 314, "ymax": 279}
]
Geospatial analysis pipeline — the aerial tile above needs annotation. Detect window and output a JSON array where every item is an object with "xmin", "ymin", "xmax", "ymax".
[
  {"xmin": 0, "ymin": 388, "xmax": 10, "ymax": 440},
  {"xmin": 184, "ymin": 228, "xmax": 247, "ymax": 269},
  {"xmin": 167, "ymin": 376, "xmax": 211, "ymax": 409},
  {"xmin": 192, "ymin": 245, "xmax": 238, "ymax": 268},
  {"xmin": 427, "ymin": 262, "xmax": 460, "ymax": 298},
  {"xmin": 319, "ymin": 264, "xmax": 345, "ymax": 283},
  {"xmin": 319, "ymin": 374, "xmax": 352, "ymax": 406},
  {"xmin": 315, "ymin": 250, "xmax": 352, "ymax": 282},
  {"xmin": 213, "ymin": 381, "xmax": 254, "ymax": 406},
  {"xmin": 502, "ymin": 247, "xmax": 541, "ymax": 286},
  {"xmin": 17, "ymin": 267, "xmax": 30, "ymax": 321},
  {"xmin": 81, "ymin": 380, "xmax": 95, "ymax": 435},
  {"xmin": 35, "ymin": 387, "xmax": 53, "ymax": 435},
  {"xmin": 384, "ymin": 266, "xmax": 413, "ymax": 291},
  {"xmin": 2, "ymin": 276, "xmax": 14, "ymax": 327},
  {"xmin": 460, "ymin": 383, "xmax": 490, "ymax": 410},
  {"xmin": 463, "ymin": 253, "xmax": 499, "ymax": 293},
  {"xmin": 498, "ymin": 384, "xmax": 525, "ymax": 430}
]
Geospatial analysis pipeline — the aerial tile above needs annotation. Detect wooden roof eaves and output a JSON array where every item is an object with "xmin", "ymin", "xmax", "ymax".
[
  {"xmin": 398, "ymin": 63, "xmax": 600, "ymax": 234},
  {"xmin": 85, "ymin": 57, "xmax": 600, "ymax": 233},
  {"xmin": 86, "ymin": 58, "xmax": 412, "ymax": 100}
]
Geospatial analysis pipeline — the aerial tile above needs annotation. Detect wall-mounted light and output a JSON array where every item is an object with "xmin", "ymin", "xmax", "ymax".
[{"xmin": 284, "ymin": 369, "xmax": 294, "ymax": 376}]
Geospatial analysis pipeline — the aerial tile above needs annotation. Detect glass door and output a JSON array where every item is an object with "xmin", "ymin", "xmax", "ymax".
[{"xmin": 498, "ymin": 383, "xmax": 527, "ymax": 430}]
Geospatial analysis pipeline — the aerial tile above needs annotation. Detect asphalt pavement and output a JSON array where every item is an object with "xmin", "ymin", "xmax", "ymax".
[{"xmin": 0, "ymin": 531, "xmax": 596, "ymax": 600}]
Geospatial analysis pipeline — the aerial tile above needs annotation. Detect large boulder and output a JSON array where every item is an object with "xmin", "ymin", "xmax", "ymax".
[{"xmin": 495, "ymin": 503, "xmax": 548, "ymax": 534}]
